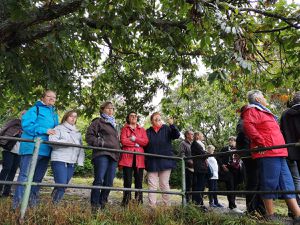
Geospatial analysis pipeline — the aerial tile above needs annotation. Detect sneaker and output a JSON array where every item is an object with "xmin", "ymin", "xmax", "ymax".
[
  {"xmin": 230, "ymin": 207, "xmax": 244, "ymax": 214},
  {"xmin": 198, "ymin": 205, "xmax": 208, "ymax": 212},
  {"xmin": 215, "ymin": 203, "xmax": 224, "ymax": 208}
]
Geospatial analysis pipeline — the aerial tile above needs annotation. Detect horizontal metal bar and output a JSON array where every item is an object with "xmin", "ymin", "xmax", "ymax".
[
  {"xmin": 2, "ymin": 136, "xmax": 299, "ymax": 161},
  {"xmin": 0, "ymin": 136, "xmax": 181, "ymax": 160},
  {"xmin": 185, "ymin": 142, "xmax": 300, "ymax": 160},
  {"xmin": 187, "ymin": 190, "xmax": 300, "ymax": 195},
  {"xmin": 0, "ymin": 180, "xmax": 183, "ymax": 195},
  {"xmin": 0, "ymin": 136, "xmax": 35, "ymax": 143},
  {"xmin": 3, "ymin": 180, "xmax": 300, "ymax": 196}
]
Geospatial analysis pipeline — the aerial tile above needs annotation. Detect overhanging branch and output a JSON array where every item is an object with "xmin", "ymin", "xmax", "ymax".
[{"xmin": 0, "ymin": 0, "xmax": 83, "ymax": 44}]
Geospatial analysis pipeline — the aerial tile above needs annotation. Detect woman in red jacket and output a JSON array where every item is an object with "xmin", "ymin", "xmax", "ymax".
[
  {"xmin": 242, "ymin": 90, "xmax": 300, "ymax": 224},
  {"xmin": 119, "ymin": 112, "xmax": 149, "ymax": 206}
]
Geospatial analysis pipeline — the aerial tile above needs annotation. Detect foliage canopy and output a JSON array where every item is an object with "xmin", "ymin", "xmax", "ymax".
[{"xmin": 0, "ymin": 0, "xmax": 299, "ymax": 122}]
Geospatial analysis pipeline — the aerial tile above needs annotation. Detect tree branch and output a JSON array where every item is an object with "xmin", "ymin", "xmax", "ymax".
[
  {"xmin": 6, "ymin": 23, "xmax": 62, "ymax": 49},
  {"xmin": 0, "ymin": 0, "xmax": 83, "ymax": 44},
  {"xmin": 254, "ymin": 25, "xmax": 292, "ymax": 33}
]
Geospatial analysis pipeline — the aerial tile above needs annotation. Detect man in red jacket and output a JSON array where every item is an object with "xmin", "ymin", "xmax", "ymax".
[{"xmin": 242, "ymin": 90, "xmax": 300, "ymax": 223}]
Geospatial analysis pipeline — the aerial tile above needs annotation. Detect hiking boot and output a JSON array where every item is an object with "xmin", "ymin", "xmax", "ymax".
[{"xmin": 264, "ymin": 214, "xmax": 281, "ymax": 223}]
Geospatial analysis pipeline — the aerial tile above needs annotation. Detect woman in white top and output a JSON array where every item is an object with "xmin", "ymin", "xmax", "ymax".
[
  {"xmin": 49, "ymin": 110, "xmax": 84, "ymax": 203},
  {"xmin": 207, "ymin": 145, "xmax": 223, "ymax": 208}
]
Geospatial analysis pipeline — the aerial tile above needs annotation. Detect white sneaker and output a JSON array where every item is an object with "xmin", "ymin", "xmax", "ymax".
[{"xmin": 231, "ymin": 207, "xmax": 244, "ymax": 214}]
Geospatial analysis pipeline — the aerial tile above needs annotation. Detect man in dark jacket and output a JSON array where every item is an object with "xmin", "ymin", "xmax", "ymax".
[
  {"xmin": 179, "ymin": 130, "xmax": 194, "ymax": 203},
  {"xmin": 218, "ymin": 136, "xmax": 243, "ymax": 213},
  {"xmin": 191, "ymin": 132, "xmax": 208, "ymax": 209},
  {"xmin": 280, "ymin": 91, "xmax": 300, "ymax": 209}
]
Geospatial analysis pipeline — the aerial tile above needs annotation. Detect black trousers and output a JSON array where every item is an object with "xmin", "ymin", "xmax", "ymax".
[
  {"xmin": 192, "ymin": 172, "xmax": 207, "ymax": 205},
  {"xmin": 122, "ymin": 156, "xmax": 144, "ymax": 205},
  {"xmin": 185, "ymin": 169, "xmax": 195, "ymax": 203},
  {"xmin": 220, "ymin": 170, "xmax": 238, "ymax": 209},
  {"xmin": 243, "ymin": 158, "xmax": 266, "ymax": 215}
]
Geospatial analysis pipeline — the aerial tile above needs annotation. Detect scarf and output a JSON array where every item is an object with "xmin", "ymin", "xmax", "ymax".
[
  {"xmin": 62, "ymin": 122, "xmax": 79, "ymax": 132},
  {"xmin": 253, "ymin": 103, "xmax": 278, "ymax": 121},
  {"xmin": 152, "ymin": 125, "xmax": 162, "ymax": 133},
  {"xmin": 101, "ymin": 113, "xmax": 116, "ymax": 128}
]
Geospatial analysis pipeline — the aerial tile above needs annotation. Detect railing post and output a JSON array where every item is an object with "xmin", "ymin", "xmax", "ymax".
[
  {"xmin": 20, "ymin": 138, "xmax": 41, "ymax": 221},
  {"xmin": 181, "ymin": 157, "xmax": 186, "ymax": 207}
]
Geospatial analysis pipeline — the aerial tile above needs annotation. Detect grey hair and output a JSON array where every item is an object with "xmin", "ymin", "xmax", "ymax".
[
  {"xmin": 228, "ymin": 136, "xmax": 236, "ymax": 141},
  {"xmin": 247, "ymin": 90, "xmax": 263, "ymax": 104},
  {"xmin": 293, "ymin": 91, "xmax": 300, "ymax": 105}
]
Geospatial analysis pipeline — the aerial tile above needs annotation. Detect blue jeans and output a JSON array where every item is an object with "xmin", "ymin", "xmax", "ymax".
[
  {"xmin": 208, "ymin": 179, "xmax": 219, "ymax": 205},
  {"xmin": 0, "ymin": 151, "xmax": 20, "ymax": 196},
  {"xmin": 91, "ymin": 155, "xmax": 117, "ymax": 208},
  {"xmin": 13, "ymin": 155, "xmax": 49, "ymax": 209},
  {"xmin": 51, "ymin": 161, "xmax": 75, "ymax": 204}
]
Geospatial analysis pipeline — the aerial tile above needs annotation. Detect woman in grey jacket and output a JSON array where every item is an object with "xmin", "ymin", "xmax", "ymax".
[{"xmin": 49, "ymin": 110, "xmax": 84, "ymax": 204}]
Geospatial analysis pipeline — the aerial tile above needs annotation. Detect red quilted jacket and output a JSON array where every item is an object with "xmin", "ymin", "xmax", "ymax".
[
  {"xmin": 241, "ymin": 105, "xmax": 287, "ymax": 159},
  {"xmin": 119, "ymin": 124, "xmax": 149, "ymax": 168}
]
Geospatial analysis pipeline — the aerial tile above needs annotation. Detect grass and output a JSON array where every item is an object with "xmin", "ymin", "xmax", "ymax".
[
  {"xmin": 0, "ymin": 197, "xmax": 287, "ymax": 225},
  {"xmin": 0, "ymin": 176, "xmax": 291, "ymax": 224}
]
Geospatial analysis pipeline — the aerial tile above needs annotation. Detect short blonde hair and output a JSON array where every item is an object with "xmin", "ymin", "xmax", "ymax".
[{"xmin": 207, "ymin": 145, "xmax": 215, "ymax": 154}]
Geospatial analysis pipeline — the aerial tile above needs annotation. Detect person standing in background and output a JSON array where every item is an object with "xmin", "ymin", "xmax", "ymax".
[
  {"xmin": 280, "ymin": 91, "xmax": 300, "ymax": 217},
  {"xmin": 207, "ymin": 145, "xmax": 223, "ymax": 208},
  {"xmin": 0, "ymin": 111, "xmax": 25, "ymax": 197},
  {"xmin": 179, "ymin": 130, "xmax": 194, "ymax": 203}
]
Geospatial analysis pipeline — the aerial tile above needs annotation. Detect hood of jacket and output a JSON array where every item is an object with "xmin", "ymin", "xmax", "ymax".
[
  {"xmin": 284, "ymin": 104, "xmax": 300, "ymax": 116},
  {"xmin": 35, "ymin": 100, "xmax": 56, "ymax": 109}
]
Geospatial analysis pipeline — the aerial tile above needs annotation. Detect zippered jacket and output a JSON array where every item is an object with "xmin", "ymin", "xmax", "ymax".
[
  {"xmin": 242, "ymin": 104, "xmax": 287, "ymax": 159},
  {"xmin": 118, "ymin": 123, "xmax": 148, "ymax": 169},
  {"xmin": 86, "ymin": 116, "xmax": 120, "ymax": 161},
  {"xmin": 49, "ymin": 122, "xmax": 84, "ymax": 166},
  {"xmin": 20, "ymin": 101, "xmax": 59, "ymax": 156}
]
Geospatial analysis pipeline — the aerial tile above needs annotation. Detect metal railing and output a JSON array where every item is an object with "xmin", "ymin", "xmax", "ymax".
[{"xmin": 0, "ymin": 135, "xmax": 300, "ymax": 221}]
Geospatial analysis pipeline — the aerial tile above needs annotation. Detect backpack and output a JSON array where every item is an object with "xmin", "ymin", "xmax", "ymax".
[
  {"xmin": 207, "ymin": 163, "xmax": 214, "ymax": 179},
  {"xmin": 0, "ymin": 119, "xmax": 22, "ymax": 151}
]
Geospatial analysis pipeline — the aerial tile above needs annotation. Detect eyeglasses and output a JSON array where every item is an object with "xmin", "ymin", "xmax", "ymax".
[
  {"xmin": 153, "ymin": 118, "xmax": 161, "ymax": 121},
  {"xmin": 105, "ymin": 107, "xmax": 115, "ymax": 110},
  {"xmin": 129, "ymin": 114, "xmax": 137, "ymax": 118}
]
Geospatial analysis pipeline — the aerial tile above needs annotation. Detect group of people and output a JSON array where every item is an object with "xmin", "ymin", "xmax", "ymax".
[
  {"xmin": 239, "ymin": 90, "xmax": 300, "ymax": 225},
  {"xmin": 179, "ymin": 132, "xmax": 244, "ymax": 213},
  {"xmin": 1, "ymin": 89, "xmax": 300, "ymax": 224},
  {"xmin": 179, "ymin": 89, "xmax": 300, "ymax": 225},
  {"xmin": 0, "ymin": 90, "xmax": 180, "ymax": 211},
  {"xmin": 86, "ymin": 106, "xmax": 180, "ymax": 210}
]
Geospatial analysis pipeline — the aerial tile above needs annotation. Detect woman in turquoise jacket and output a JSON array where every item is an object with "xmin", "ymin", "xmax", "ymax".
[{"xmin": 13, "ymin": 90, "xmax": 59, "ymax": 209}]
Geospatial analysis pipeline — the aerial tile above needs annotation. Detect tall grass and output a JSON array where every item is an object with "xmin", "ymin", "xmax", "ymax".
[{"xmin": 0, "ymin": 198, "xmax": 282, "ymax": 225}]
